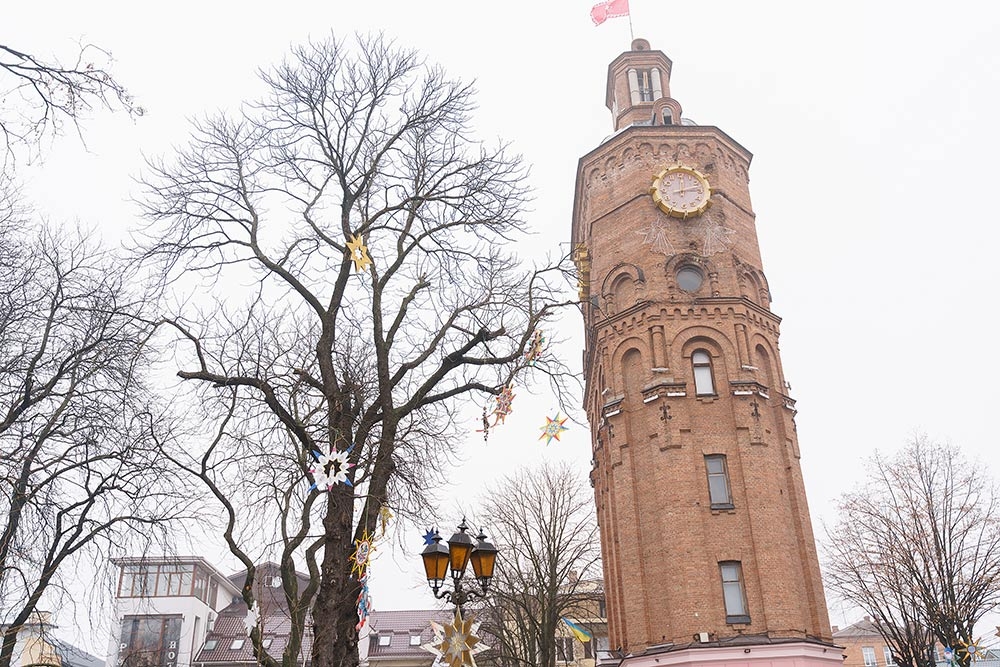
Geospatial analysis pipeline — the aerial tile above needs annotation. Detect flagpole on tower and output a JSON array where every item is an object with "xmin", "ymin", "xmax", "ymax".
[{"xmin": 626, "ymin": 1, "xmax": 635, "ymax": 41}]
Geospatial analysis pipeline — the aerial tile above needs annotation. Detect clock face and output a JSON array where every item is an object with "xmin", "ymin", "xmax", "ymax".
[{"xmin": 650, "ymin": 165, "xmax": 712, "ymax": 218}]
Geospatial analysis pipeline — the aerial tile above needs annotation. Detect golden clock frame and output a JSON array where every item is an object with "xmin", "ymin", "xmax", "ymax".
[{"xmin": 649, "ymin": 164, "xmax": 713, "ymax": 219}]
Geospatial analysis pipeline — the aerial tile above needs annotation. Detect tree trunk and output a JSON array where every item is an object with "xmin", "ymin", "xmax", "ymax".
[{"xmin": 312, "ymin": 483, "xmax": 361, "ymax": 667}]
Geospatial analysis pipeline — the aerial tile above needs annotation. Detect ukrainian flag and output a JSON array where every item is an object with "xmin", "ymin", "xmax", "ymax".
[{"xmin": 562, "ymin": 617, "xmax": 593, "ymax": 643}]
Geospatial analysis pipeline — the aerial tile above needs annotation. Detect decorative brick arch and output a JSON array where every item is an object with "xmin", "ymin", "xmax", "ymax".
[
  {"xmin": 601, "ymin": 263, "xmax": 646, "ymax": 313},
  {"xmin": 750, "ymin": 336, "xmax": 782, "ymax": 394}
]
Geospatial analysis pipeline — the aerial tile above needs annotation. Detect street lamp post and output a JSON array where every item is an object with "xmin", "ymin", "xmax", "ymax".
[{"xmin": 420, "ymin": 518, "xmax": 498, "ymax": 610}]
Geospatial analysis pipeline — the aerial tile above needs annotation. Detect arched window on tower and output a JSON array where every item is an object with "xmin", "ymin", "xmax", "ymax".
[
  {"xmin": 628, "ymin": 68, "xmax": 656, "ymax": 103},
  {"xmin": 692, "ymin": 350, "xmax": 715, "ymax": 396}
]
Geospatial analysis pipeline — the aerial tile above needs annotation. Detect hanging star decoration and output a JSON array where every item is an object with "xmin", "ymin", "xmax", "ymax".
[
  {"xmin": 524, "ymin": 330, "xmax": 545, "ymax": 366},
  {"xmin": 355, "ymin": 572, "xmax": 373, "ymax": 631},
  {"xmin": 422, "ymin": 528, "xmax": 437, "ymax": 546},
  {"xmin": 638, "ymin": 218, "xmax": 675, "ymax": 256},
  {"xmin": 346, "ymin": 234, "xmax": 373, "ymax": 272},
  {"xmin": 379, "ymin": 505, "xmax": 394, "ymax": 537},
  {"xmin": 243, "ymin": 600, "xmax": 259, "ymax": 637},
  {"xmin": 309, "ymin": 447, "xmax": 354, "ymax": 491},
  {"xmin": 350, "ymin": 529, "xmax": 376, "ymax": 578},
  {"xmin": 958, "ymin": 638, "xmax": 987, "ymax": 661},
  {"xmin": 539, "ymin": 412, "xmax": 569, "ymax": 445},
  {"xmin": 422, "ymin": 607, "xmax": 487, "ymax": 667},
  {"xmin": 491, "ymin": 385, "xmax": 515, "ymax": 426}
]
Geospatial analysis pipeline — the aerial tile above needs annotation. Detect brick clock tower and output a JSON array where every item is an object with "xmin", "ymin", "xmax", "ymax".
[{"xmin": 571, "ymin": 40, "xmax": 841, "ymax": 667}]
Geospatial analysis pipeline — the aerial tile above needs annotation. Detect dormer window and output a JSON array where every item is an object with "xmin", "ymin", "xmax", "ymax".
[{"xmin": 662, "ymin": 107, "xmax": 673, "ymax": 125}]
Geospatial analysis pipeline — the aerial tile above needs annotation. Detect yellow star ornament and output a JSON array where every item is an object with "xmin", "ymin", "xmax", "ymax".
[
  {"xmin": 346, "ymin": 234, "xmax": 373, "ymax": 272},
  {"xmin": 422, "ymin": 607, "xmax": 487, "ymax": 667},
  {"xmin": 349, "ymin": 529, "xmax": 376, "ymax": 578}
]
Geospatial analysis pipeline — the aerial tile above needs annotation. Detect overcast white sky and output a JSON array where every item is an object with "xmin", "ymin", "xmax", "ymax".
[{"xmin": 7, "ymin": 0, "xmax": 1000, "ymax": 653}]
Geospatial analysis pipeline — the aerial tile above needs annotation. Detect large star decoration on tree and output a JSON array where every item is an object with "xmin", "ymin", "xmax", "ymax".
[
  {"xmin": 958, "ymin": 638, "xmax": 987, "ymax": 661},
  {"xmin": 539, "ymin": 412, "xmax": 569, "ymax": 445},
  {"xmin": 346, "ymin": 234, "xmax": 373, "ymax": 272},
  {"xmin": 350, "ymin": 529, "xmax": 376, "ymax": 578},
  {"xmin": 309, "ymin": 448, "xmax": 354, "ymax": 491},
  {"xmin": 423, "ymin": 608, "xmax": 487, "ymax": 667}
]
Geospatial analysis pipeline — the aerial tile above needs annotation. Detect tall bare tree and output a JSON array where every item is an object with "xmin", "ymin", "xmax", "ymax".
[
  {"xmin": 0, "ymin": 215, "xmax": 194, "ymax": 667},
  {"xmin": 137, "ymin": 34, "xmax": 573, "ymax": 667},
  {"xmin": 475, "ymin": 463, "xmax": 601, "ymax": 667},
  {"xmin": 0, "ymin": 42, "xmax": 140, "ymax": 171},
  {"xmin": 824, "ymin": 436, "xmax": 1000, "ymax": 667}
]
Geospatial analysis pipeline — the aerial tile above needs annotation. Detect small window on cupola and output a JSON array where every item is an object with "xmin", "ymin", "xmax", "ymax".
[
  {"xmin": 662, "ymin": 107, "xmax": 673, "ymax": 125},
  {"xmin": 637, "ymin": 69, "xmax": 654, "ymax": 102}
]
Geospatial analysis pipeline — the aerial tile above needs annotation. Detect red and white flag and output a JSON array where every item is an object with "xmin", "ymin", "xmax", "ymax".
[{"xmin": 590, "ymin": 0, "xmax": 629, "ymax": 25}]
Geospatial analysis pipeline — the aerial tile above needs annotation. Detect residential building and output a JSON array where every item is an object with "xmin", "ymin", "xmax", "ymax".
[
  {"xmin": 832, "ymin": 617, "xmax": 1000, "ymax": 667},
  {"xmin": 833, "ymin": 618, "xmax": 895, "ymax": 667},
  {"xmin": 191, "ymin": 561, "xmax": 313, "ymax": 667},
  {"xmin": 5, "ymin": 611, "xmax": 104, "ymax": 667},
  {"xmin": 359, "ymin": 609, "xmax": 450, "ymax": 667},
  {"xmin": 555, "ymin": 579, "xmax": 609, "ymax": 667},
  {"xmin": 108, "ymin": 557, "xmax": 240, "ymax": 667}
]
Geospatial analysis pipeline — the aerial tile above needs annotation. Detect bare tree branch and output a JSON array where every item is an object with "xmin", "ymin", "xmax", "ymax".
[{"xmin": 824, "ymin": 436, "xmax": 1000, "ymax": 667}]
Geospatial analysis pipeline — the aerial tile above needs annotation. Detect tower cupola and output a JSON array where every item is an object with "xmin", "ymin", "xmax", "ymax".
[{"xmin": 606, "ymin": 38, "xmax": 683, "ymax": 131}]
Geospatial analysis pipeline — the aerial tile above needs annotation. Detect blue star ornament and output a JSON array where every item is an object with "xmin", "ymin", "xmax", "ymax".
[{"xmin": 422, "ymin": 528, "xmax": 437, "ymax": 546}]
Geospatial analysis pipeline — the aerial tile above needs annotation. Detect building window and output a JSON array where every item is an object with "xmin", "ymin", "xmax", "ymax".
[
  {"xmin": 639, "ymin": 70, "xmax": 654, "ymax": 101},
  {"xmin": 378, "ymin": 634, "xmax": 391, "ymax": 647},
  {"xmin": 262, "ymin": 639, "xmax": 273, "ymax": 650},
  {"xmin": 202, "ymin": 640, "xmax": 217, "ymax": 652},
  {"xmin": 692, "ymin": 350, "xmax": 715, "ymax": 396},
  {"xmin": 118, "ymin": 616, "xmax": 183, "ymax": 667},
  {"xmin": 662, "ymin": 107, "xmax": 674, "ymax": 125},
  {"xmin": 884, "ymin": 647, "xmax": 896, "ymax": 666},
  {"xmin": 862, "ymin": 647, "xmax": 878, "ymax": 667},
  {"xmin": 705, "ymin": 455, "xmax": 733, "ymax": 509},
  {"xmin": 556, "ymin": 637, "xmax": 575, "ymax": 662},
  {"xmin": 676, "ymin": 266, "xmax": 703, "ymax": 292},
  {"xmin": 118, "ymin": 564, "xmax": 195, "ymax": 598},
  {"xmin": 409, "ymin": 635, "xmax": 422, "ymax": 647},
  {"xmin": 230, "ymin": 640, "xmax": 244, "ymax": 650},
  {"xmin": 719, "ymin": 561, "xmax": 749, "ymax": 624}
]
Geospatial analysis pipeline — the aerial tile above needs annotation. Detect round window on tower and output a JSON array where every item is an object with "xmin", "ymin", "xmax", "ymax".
[{"xmin": 676, "ymin": 266, "xmax": 704, "ymax": 292}]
